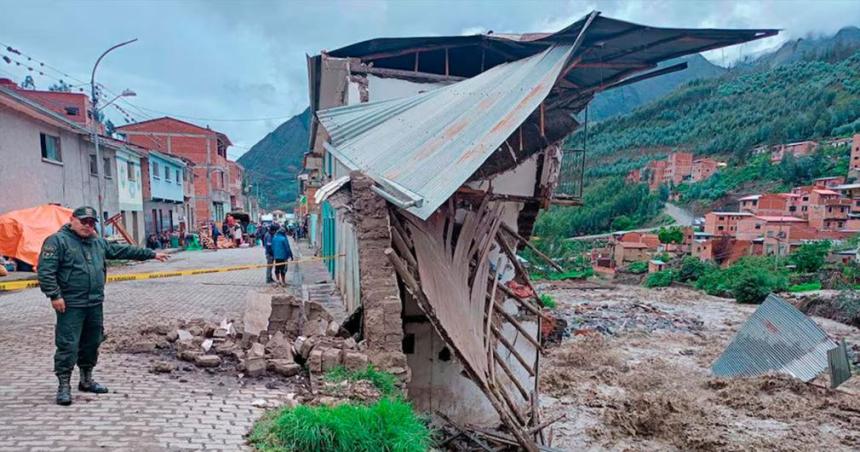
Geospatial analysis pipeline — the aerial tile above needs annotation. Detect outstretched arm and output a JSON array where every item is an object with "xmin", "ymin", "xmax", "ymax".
[{"xmin": 105, "ymin": 242, "xmax": 168, "ymax": 262}]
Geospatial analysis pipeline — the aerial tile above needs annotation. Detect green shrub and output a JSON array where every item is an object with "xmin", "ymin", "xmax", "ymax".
[
  {"xmin": 678, "ymin": 256, "xmax": 711, "ymax": 282},
  {"xmin": 644, "ymin": 270, "xmax": 675, "ymax": 288},
  {"xmin": 789, "ymin": 241, "xmax": 831, "ymax": 273},
  {"xmin": 788, "ymin": 281, "xmax": 823, "ymax": 292},
  {"xmin": 539, "ymin": 294, "xmax": 557, "ymax": 309},
  {"xmin": 249, "ymin": 398, "xmax": 433, "ymax": 452},
  {"xmin": 628, "ymin": 261, "xmax": 648, "ymax": 274},
  {"xmin": 658, "ymin": 226, "xmax": 685, "ymax": 244},
  {"xmin": 324, "ymin": 365, "xmax": 398, "ymax": 397},
  {"xmin": 695, "ymin": 256, "xmax": 789, "ymax": 303}
]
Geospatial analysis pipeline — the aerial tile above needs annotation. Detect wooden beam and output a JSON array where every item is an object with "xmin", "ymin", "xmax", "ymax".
[
  {"xmin": 576, "ymin": 62, "xmax": 652, "ymax": 69},
  {"xmin": 349, "ymin": 63, "xmax": 465, "ymax": 82},
  {"xmin": 499, "ymin": 222, "xmax": 564, "ymax": 273},
  {"xmin": 494, "ymin": 348, "xmax": 530, "ymax": 400},
  {"xmin": 493, "ymin": 300, "xmax": 541, "ymax": 350},
  {"xmin": 491, "ymin": 323, "xmax": 535, "ymax": 377},
  {"xmin": 445, "ymin": 48, "xmax": 450, "ymax": 76},
  {"xmin": 539, "ymin": 103, "xmax": 545, "ymax": 138},
  {"xmin": 389, "ymin": 223, "xmax": 418, "ymax": 270}
]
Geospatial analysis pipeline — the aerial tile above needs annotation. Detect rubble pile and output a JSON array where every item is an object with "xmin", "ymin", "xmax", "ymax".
[{"xmin": 558, "ymin": 301, "xmax": 704, "ymax": 337}]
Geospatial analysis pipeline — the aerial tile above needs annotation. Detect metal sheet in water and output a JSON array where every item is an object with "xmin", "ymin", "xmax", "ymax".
[
  {"xmin": 828, "ymin": 341, "xmax": 853, "ymax": 388},
  {"xmin": 711, "ymin": 294, "xmax": 837, "ymax": 382}
]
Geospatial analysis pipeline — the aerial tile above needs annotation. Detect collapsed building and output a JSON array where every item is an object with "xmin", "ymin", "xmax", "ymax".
[{"xmin": 300, "ymin": 11, "xmax": 775, "ymax": 450}]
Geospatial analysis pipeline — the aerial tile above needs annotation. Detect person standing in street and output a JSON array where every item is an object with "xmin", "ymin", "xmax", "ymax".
[
  {"xmin": 38, "ymin": 207, "xmax": 169, "ymax": 406},
  {"xmin": 211, "ymin": 220, "xmax": 221, "ymax": 250},
  {"xmin": 271, "ymin": 227, "xmax": 294, "ymax": 286},
  {"xmin": 263, "ymin": 224, "xmax": 277, "ymax": 284}
]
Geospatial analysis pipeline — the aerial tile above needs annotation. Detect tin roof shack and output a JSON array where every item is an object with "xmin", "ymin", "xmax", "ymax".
[{"xmin": 306, "ymin": 12, "xmax": 774, "ymax": 450}]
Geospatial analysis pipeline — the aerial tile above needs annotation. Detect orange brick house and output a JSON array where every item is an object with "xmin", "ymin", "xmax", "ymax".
[
  {"xmin": 691, "ymin": 158, "xmax": 718, "ymax": 182},
  {"xmin": 807, "ymin": 189, "xmax": 850, "ymax": 231},
  {"xmin": 667, "ymin": 152, "xmax": 693, "ymax": 184},
  {"xmin": 770, "ymin": 140, "xmax": 818, "ymax": 163},
  {"xmin": 117, "ymin": 117, "xmax": 239, "ymax": 224},
  {"xmin": 704, "ymin": 211, "xmax": 753, "ymax": 236}
]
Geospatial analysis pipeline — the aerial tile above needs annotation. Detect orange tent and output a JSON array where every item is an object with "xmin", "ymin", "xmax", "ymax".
[{"xmin": 0, "ymin": 204, "xmax": 73, "ymax": 267}]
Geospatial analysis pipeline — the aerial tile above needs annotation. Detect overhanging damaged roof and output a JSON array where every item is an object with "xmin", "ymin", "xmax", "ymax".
[
  {"xmin": 315, "ymin": 11, "xmax": 777, "ymax": 219},
  {"xmin": 319, "ymin": 44, "xmax": 575, "ymax": 219}
]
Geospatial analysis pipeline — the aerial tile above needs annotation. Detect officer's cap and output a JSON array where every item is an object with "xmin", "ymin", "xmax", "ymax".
[{"xmin": 72, "ymin": 206, "xmax": 99, "ymax": 222}]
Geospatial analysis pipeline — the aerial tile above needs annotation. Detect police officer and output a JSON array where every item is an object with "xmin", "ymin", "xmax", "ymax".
[{"xmin": 38, "ymin": 207, "xmax": 169, "ymax": 405}]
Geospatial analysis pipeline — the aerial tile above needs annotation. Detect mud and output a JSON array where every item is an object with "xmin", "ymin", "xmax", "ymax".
[{"xmin": 540, "ymin": 285, "xmax": 860, "ymax": 451}]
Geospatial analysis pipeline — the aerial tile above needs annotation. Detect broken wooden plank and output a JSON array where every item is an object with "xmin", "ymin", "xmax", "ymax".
[
  {"xmin": 492, "ymin": 300, "xmax": 541, "ymax": 350},
  {"xmin": 493, "ymin": 348, "xmax": 530, "ymax": 400},
  {"xmin": 499, "ymin": 222, "xmax": 563, "ymax": 272},
  {"xmin": 490, "ymin": 323, "xmax": 535, "ymax": 377},
  {"xmin": 435, "ymin": 411, "xmax": 495, "ymax": 452}
]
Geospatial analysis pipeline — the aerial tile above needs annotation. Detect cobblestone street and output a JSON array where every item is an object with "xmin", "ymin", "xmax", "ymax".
[{"xmin": 0, "ymin": 244, "xmax": 311, "ymax": 451}]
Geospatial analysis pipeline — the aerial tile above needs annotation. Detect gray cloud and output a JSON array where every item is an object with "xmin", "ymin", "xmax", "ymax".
[{"xmin": 2, "ymin": 0, "xmax": 858, "ymax": 157}]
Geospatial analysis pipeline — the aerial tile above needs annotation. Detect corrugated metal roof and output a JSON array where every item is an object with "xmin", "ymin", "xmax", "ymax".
[
  {"xmin": 318, "ymin": 44, "xmax": 575, "ymax": 219},
  {"xmin": 712, "ymin": 294, "xmax": 837, "ymax": 382}
]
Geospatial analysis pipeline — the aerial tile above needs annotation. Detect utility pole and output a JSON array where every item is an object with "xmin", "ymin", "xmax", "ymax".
[{"xmin": 91, "ymin": 38, "xmax": 137, "ymax": 237}]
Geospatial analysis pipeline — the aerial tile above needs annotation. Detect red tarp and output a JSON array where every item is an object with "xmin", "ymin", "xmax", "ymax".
[{"xmin": 0, "ymin": 204, "xmax": 73, "ymax": 267}]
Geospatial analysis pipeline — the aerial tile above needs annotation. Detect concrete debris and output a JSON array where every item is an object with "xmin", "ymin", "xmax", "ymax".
[
  {"xmin": 308, "ymin": 349, "xmax": 323, "ymax": 373},
  {"xmin": 326, "ymin": 320, "xmax": 340, "ymax": 337},
  {"xmin": 165, "ymin": 330, "xmax": 180, "ymax": 342},
  {"xmin": 321, "ymin": 348, "xmax": 342, "ymax": 371},
  {"xmin": 176, "ymin": 329, "xmax": 193, "ymax": 342},
  {"xmin": 248, "ymin": 342, "xmax": 266, "ymax": 359},
  {"xmin": 268, "ymin": 294, "xmax": 333, "ymax": 337},
  {"xmin": 343, "ymin": 351, "xmax": 369, "ymax": 370},
  {"xmin": 201, "ymin": 339, "xmax": 214, "ymax": 352},
  {"xmin": 126, "ymin": 341, "xmax": 157, "ymax": 354},
  {"xmin": 179, "ymin": 350, "xmax": 202, "ymax": 362},
  {"xmin": 251, "ymin": 399, "xmax": 269, "ymax": 408}
]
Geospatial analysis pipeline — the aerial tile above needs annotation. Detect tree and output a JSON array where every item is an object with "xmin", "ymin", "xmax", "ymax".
[
  {"xmin": 20, "ymin": 76, "xmax": 35, "ymax": 90},
  {"xmin": 105, "ymin": 119, "xmax": 116, "ymax": 136},
  {"xmin": 789, "ymin": 241, "xmax": 832, "ymax": 273},
  {"xmin": 678, "ymin": 256, "xmax": 711, "ymax": 282},
  {"xmin": 658, "ymin": 226, "xmax": 684, "ymax": 244}
]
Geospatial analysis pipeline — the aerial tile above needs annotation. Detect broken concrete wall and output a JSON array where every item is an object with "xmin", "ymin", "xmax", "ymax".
[{"xmin": 351, "ymin": 172, "xmax": 408, "ymax": 379}]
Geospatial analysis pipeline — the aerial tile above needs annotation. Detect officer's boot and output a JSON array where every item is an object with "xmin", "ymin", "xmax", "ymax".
[
  {"xmin": 56, "ymin": 373, "xmax": 72, "ymax": 406},
  {"xmin": 78, "ymin": 367, "xmax": 109, "ymax": 394}
]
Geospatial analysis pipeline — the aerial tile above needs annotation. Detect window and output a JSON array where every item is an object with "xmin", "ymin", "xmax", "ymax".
[
  {"xmin": 164, "ymin": 165, "xmax": 171, "ymax": 181},
  {"xmin": 717, "ymin": 226, "xmax": 724, "ymax": 231},
  {"xmin": 176, "ymin": 169, "xmax": 182, "ymax": 185},
  {"xmin": 64, "ymin": 106, "xmax": 79, "ymax": 116},
  {"xmin": 789, "ymin": 206, "xmax": 797, "ymax": 212},
  {"xmin": 802, "ymin": 196, "xmax": 809, "ymax": 201},
  {"xmin": 89, "ymin": 154, "xmax": 98, "ymax": 175},
  {"xmin": 755, "ymin": 224, "xmax": 761, "ymax": 230},
  {"xmin": 127, "ymin": 161, "xmax": 136, "ymax": 181},
  {"xmin": 220, "ymin": 172, "xmax": 225, "ymax": 188},
  {"xmin": 40, "ymin": 133, "xmax": 61, "ymax": 162},
  {"xmin": 103, "ymin": 157, "xmax": 112, "ymax": 178},
  {"xmin": 718, "ymin": 216, "xmax": 725, "ymax": 221},
  {"xmin": 152, "ymin": 161, "xmax": 160, "ymax": 179}
]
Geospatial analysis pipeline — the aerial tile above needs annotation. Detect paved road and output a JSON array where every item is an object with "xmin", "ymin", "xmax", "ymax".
[
  {"xmin": 0, "ymin": 245, "xmax": 308, "ymax": 451},
  {"xmin": 664, "ymin": 202, "xmax": 696, "ymax": 226}
]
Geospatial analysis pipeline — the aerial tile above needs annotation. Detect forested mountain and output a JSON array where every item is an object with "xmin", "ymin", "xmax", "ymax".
[
  {"xmin": 536, "ymin": 28, "xmax": 860, "ymax": 240},
  {"xmin": 587, "ymin": 54, "xmax": 726, "ymax": 121},
  {"xmin": 238, "ymin": 108, "xmax": 310, "ymax": 210}
]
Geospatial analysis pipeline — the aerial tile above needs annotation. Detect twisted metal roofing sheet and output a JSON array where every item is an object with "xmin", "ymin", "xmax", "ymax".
[
  {"xmin": 318, "ymin": 44, "xmax": 575, "ymax": 219},
  {"xmin": 711, "ymin": 294, "xmax": 837, "ymax": 382}
]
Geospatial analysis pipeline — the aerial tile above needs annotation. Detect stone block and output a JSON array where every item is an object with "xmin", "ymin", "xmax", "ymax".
[
  {"xmin": 299, "ymin": 337, "xmax": 316, "ymax": 359},
  {"xmin": 187, "ymin": 326, "xmax": 203, "ymax": 337},
  {"xmin": 321, "ymin": 347, "xmax": 342, "ymax": 371},
  {"xmin": 248, "ymin": 342, "xmax": 266, "ymax": 359},
  {"xmin": 127, "ymin": 341, "xmax": 157, "ymax": 354},
  {"xmin": 175, "ymin": 339, "xmax": 195, "ymax": 353},
  {"xmin": 214, "ymin": 340, "xmax": 236, "ymax": 355},
  {"xmin": 243, "ymin": 357, "xmax": 267, "ymax": 377},
  {"xmin": 343, "ymin": 338, "xmax": 357, "ymax": 350},
  {"xmin": 213, "ymin": 328, "xmax": 229, "ymax": 338},
  {"xmin": 308, "ymin": 349, "xmax": 323, "ymax": 373},
  {"xmin": 266, "ymin": 332, "xmax": 293, "ymax": 360},
  {"xmin": 343, "ymin": 352, "xmax": 368, "ymax": 371},
  {"xmin": 154, "ymin": 322, "xmax": 175, "ymax": 335},
  {"xmin": 179, "ymin": 350, "xmax": 202, "ymax": 362},
  {"xmin": 268, "ymin": 359, "xmax": 302, "ymax": 377},
  {"xmin": 195, "ymin": 354, "xmax": 222, "ymax": 368},
  {"xmin": 165, "ymin": 330, "xmax": 179, "ymax": 342}
]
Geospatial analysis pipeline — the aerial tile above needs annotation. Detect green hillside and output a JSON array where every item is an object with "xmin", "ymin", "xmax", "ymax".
[
  {"xmin": 536, "ymin": 45, "xmax": 860, "ymax": 240},
  {"xmin": 238, "ymin": 108, "xmax": 310, "ymax": 210},
  {"xmin": 587, "ymin": 54, "xmax": 726, "ymax": 121}
]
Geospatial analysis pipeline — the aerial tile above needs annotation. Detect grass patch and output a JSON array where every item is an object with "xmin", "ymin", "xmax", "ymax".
[
  {"xmin": 539, "ymin": 294, "xmax": 557, "ymax": 309},
  {"xmin": 531, "ymin": 268, "xmax": 594, "ymax": 281},
  {"xmin": 788, "ymin": 281, "xmax": 823, "ymax": 292},
  {"xmin": 249, "ymin": 398, "xmax": 433, "ymax": 452},
  {"xmin": 324, "ymin": 365, "xmax": 398, "ymax": 397}
]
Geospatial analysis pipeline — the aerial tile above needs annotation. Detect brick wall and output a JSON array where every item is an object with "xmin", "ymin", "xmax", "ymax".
[{"xmin": 350, "ymin": 172, "xmax": 408, "ymax": 379}]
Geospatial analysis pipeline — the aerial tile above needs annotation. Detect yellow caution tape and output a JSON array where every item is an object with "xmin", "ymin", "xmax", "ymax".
[{"xmin": 0, "ymin": 254, "xmax": 341, "ymax": 292}]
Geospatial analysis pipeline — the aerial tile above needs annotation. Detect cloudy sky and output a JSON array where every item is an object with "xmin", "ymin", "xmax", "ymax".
[{"xmin": 2, "ymin": 0, "xmax": 858, "ymax": 158}]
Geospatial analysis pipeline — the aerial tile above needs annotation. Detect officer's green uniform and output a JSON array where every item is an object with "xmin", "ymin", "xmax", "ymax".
[{"xmin": 38, "ymin": 209, "xmax": 155, "ymax": 404}]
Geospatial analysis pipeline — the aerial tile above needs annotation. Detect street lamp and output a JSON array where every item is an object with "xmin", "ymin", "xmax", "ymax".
[
  {"xmin": 98, "ymin": 89, "xmax": 136, "ymax": 112},
  {"xmin": 91, "ymin": 38, "xmax": 137, "ymax": 237}
]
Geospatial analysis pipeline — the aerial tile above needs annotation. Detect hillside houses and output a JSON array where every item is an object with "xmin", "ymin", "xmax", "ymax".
[{"xmin": 626, "ymin": 151, "xmax": 723, "ymax": 190}]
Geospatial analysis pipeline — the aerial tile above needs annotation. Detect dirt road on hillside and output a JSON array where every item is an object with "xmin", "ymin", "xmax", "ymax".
[{"xmin": 536, "ymin": 284, "xmax": 860, "ymax": 451}]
